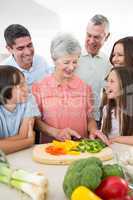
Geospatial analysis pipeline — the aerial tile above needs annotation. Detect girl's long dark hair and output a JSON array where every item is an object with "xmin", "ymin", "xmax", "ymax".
[
  {"xmin": 110, "ymin": 37, "xmax": 133, "ymax": 67},
  {"xmin": 102, "ymin": 67, "xmax": 133, "ymax": 136}
]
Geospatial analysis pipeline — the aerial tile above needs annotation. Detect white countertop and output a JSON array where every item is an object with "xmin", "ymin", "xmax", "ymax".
[{"xmin": 1, "ymin": 143, "xmax": 133, "ymax": 200}]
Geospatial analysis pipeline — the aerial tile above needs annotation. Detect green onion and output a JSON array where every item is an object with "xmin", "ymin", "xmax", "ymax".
[
  {"xmin": 0, "ymin": 163, "xmax": 12, "ymax": 184},
  {"xmin": 12, "ymin": 169, "xmax": 47, "ymax": 187},
  {"xmin": 0, "ymin": 150, "xmax": 48, "ymax": 200},
  {"xmin": 10, "ymin": 179, "xmax": 47, "ymax": 200}
]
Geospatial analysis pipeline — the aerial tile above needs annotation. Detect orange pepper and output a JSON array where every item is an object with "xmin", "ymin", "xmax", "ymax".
[{"xmin": 45, "ymin": 145, "xmax": 67, "ymax": 155}]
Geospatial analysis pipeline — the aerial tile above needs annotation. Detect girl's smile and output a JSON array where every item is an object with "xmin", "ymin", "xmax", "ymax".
[{"xmin": 106, "ymin": 70, "xmax": 121, "ymax": 100}]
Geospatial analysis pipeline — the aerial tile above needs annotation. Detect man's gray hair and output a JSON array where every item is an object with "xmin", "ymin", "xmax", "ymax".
[
  {"xmin": 50, "ymin": 33, "xmax": 81, "ymax": 61},
  {"xmin": 90, "ymin": 14, "xmax": 109, "ymax": 32}
]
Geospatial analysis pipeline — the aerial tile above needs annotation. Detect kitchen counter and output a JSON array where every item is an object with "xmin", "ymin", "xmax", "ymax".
[{"xmin": 1, "ymin": 143, "xmax": 133, "ymax": 200}]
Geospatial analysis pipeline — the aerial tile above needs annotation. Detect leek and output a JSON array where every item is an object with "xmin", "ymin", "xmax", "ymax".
[
  {"xmin": 0, "ymin": 163, "xmax": 12, "ymax": 184},
  {"xmin": 10, "ymin": 179, "xmax": 47, "ymax": 200},
  {"xmin": 0, "ymin": 175, "xmax": 10, "ymax": 184},
  {"xmin": 0, "ymin": 150, "xmax": 48, "ymax": 200},
  {"xmin": 0, "ymin": 163, "xmax": 11, "ymax": 176},
  {"xmin": 12, "ymin": 169, "xmax": 47, "ymax": 187}
]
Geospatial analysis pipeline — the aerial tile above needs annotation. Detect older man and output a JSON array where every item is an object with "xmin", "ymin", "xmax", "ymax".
[{"xmin": 76, "ymin": 14, "xmax": 112, "ymax": 128}]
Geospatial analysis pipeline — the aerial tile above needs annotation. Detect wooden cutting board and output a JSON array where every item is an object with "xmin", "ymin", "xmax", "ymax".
[{"xmin": 33, "ymin": 143, "xmax": 113, "ymax": 165}]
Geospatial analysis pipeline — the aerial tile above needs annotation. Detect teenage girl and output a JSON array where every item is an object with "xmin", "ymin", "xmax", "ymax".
[{"xmin": 101, "ymin": 67, "xmax": 133, "ymax": 145}]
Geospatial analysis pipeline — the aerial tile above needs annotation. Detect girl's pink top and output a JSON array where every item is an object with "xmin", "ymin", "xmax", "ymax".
[{"xmin": 32, "ymin": 74, "xmax": 94, "ymax": 137}]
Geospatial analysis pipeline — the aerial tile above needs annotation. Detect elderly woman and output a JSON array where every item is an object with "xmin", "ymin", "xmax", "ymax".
[{"xmin": 32, "ymin": 33, "xmax": 109, "ymax": 143}]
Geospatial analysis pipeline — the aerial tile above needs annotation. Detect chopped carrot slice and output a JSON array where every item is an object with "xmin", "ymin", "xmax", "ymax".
[{"xmin": 45, "ymin": 145, "xmax": 66, "ymax": 155}]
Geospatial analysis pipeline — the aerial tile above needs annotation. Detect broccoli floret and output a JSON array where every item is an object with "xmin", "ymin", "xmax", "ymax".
[
  {"xmin": 76, "ymin": 157, "xmax": 102, "ymax": 167},
  {"xmin": 63, "ymin": 157, "xmax": 103, "ymax": 199},
  {"xmin": 80, "ymin": 164, "xmax": 102, "ymax": 190},
  {"xmin": 102, "ymin": 164, "xmax": 125, "ymax": 179}
]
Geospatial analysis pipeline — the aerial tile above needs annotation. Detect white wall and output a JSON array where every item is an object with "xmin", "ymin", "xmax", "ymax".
[{"xmin": 0, "ymin": 0, "xmax": 133, "ymax": 64}]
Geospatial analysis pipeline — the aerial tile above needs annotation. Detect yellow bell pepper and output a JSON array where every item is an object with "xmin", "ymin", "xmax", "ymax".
[
  {"xmin": 67, "ymin": 151, "xmax": 80, "ymax": 155},
  {"xmin": 52, "ymin": 140, "xmax": 79, "ymax": 153},
  {"xmin": 71, "ymin": 186, "xmax": 102, "ymax": 200}
]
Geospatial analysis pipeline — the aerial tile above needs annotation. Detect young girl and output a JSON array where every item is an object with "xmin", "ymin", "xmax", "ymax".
[
  {"xmin": 0, "ymin": 65, "xmax": 40, "ymax": 154},
  {"xmin": 101, "ymin": 67, "xmax": 133, "ymax": 144}
]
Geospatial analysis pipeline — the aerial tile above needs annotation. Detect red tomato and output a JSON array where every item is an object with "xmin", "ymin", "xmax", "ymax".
[{"xmin": 95, "ymin": 176, "xmax": 128, "ymax": 200}]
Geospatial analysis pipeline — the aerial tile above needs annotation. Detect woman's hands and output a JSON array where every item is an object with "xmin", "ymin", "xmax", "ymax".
[
  {"xmin": 51, "ymin": 127, "xmax": 81, "ymax": 141},
  {"xmin": 89, "ymin": 130, "xmax": 111, "ymax": 146}
]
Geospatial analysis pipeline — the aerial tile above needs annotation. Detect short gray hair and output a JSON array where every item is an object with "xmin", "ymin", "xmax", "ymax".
[
  {"xmin": 50, "ymin": 33, "xmax": 81, "ymax": 61},
  {"xmin": 90, "ymin": 14, "xmax": 109, "ymax": 32}
]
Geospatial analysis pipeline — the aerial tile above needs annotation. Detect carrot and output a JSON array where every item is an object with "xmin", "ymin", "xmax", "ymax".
[{"xmin": 45, "ymin": 145, "xmax": 67, "ymax": 155}]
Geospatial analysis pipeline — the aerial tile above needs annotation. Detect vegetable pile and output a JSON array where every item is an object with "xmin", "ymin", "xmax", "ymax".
[
  {"xmin": 45, "ymin": 139, "xmax": 107, "ymax": 155},
  {"xmin": 63, "ymin": 157, "xmax": 133, "ymax": 200},
  {"xmin": 0, "ymin": 150, "xmax": 48, "ymax": 200}
]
